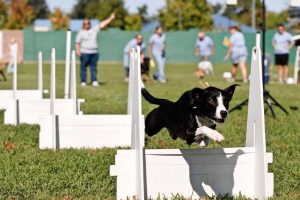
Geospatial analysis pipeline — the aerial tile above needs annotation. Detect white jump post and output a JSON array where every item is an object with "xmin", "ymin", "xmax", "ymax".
[
  {"xmin": 38, "ymin": 51, "xmax": 43, "ymax": 97},
  {"xmin": 111, "ymin": 34, "xmax": 273, "ymax": 200},
  {"xmin": 131, "ymin": 47, "xmax": 146, "ymax": 199},
  {"xmin": 64, "ymin": 30, "xmax": 71, "ymax": 99},
  {"xmin": 70, "ymin": 50, "xmax": 77, "ymax": 115},
  {"xmin": 50, "ymin": 48, "xmax": 57, "ymax": 149},
  {"xmin": 13, "ymin": 49, "xmax": 18, "ymax": 124},
  {"xmin": 127, "ymin": 50, "xmax": 134, "ymax": 114},
  {"xmin": 294, "ymin": 46, "xmax": 300, "ymax": 84},
  {"xmin": 246, "ymin": 34, "xmax": 272, "ymax": 199}
]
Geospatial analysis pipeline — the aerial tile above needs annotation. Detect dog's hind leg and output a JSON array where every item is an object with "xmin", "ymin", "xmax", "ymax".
[{"xmin": 145, "ymin": 108, "xmax": 164, "ymax": 137}]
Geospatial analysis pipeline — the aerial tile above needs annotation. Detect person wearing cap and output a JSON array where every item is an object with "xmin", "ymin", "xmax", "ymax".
[
  {"xmin": 272, "ymin": 24, "xmax": 293, "ymax": 84},
  {"xmin": 75, "ymin": 13, "xmax": 115, "ymax": 86},
  {"xmin": 123, "ymin": 34, "xmax": 146, "ymax": 82},
  {"xmin": 148, "ymin": 26, "xmax": 167, "ymax": 83},
  {"xmin": 224, "ymin": 25, "xmax": 248, "ymax": 83},
  {"xmin": 195, "ymin": 31, "xmax": 214, "ymax": 61}
]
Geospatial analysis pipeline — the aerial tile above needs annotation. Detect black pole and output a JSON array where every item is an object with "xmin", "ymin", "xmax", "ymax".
[{"xmin": 262, "ymin": 0, "xmax": 266, "ymax": 90}]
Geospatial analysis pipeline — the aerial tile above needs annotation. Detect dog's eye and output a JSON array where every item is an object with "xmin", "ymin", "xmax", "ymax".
[{"xmin": 208, "ymin": 97, "xmax": 215, "ymax": 105}]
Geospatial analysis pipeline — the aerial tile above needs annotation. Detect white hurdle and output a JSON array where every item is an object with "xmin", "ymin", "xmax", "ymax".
[
  {"xmin": 110, "ymin": 34, "xmax": 273, "ymax": 200},
  {"xmin": 293, "ymin": 46, "xmax": 300, "ymax": 84},
  {"xmin": 39, "ymin": 50, "xmax": 133, "ymax": 149},
  {"xmin": 4, "ymin": 49, "xmax": 84, "ymax": 125}
]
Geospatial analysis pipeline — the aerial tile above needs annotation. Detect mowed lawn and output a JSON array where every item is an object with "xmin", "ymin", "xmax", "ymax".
[{"xmin": 0, "ymin": 62, "xmax": 299, "ymax": 200}]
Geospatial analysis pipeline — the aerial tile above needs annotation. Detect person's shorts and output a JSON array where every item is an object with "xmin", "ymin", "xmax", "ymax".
[
  {"xmin": 231, "ymin": 53, "xmax": 247, "ymax": 66},
  {"xmin": 275, "ymin": 54, "xmax": 289, "ymax": 66}
]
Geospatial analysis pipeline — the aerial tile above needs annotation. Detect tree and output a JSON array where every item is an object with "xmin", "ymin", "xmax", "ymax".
[
  {"xmin": 70, "ymin": 0, "xmax": 128, "ymax": 29},
  {"xmin": 70, "ymin": 0, "xmax": 90, "ymax": 18},
  {"xmin": 158, "ymin": 0, "xmax": 213, "ymax": 31},
  {"xmin": 124, "ymin": 14, "xmax": 143, "ymax": 31},
  {"xmin": 28, "ymin": 0, "xmax": 49, "ymax": 19},
  {"xmin": 266, "ymin": 10, "xmax": 289, "ymax": 29},
  {"xmin": 224, "ymin": 0, "xmax": 263, "ymax": 28},
  {"xmin": 0, "ymin": 1, "xmax": 8, "ymax": 28},
  {"xmin": 138, "ymin": 4, "xmax": 148, "ymax": 23},
  {"xmin": 50, "ymin": 8, "xmax": 69, "ymax": 30},
  {"xmin": 4, "ymin": 0, "xmax": 35, "ymax": 29}
]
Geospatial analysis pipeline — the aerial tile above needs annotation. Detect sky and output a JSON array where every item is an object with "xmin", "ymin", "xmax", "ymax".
[{"xmin": 46, "ymin": 0, "xmax": 291, "ymax": 16}]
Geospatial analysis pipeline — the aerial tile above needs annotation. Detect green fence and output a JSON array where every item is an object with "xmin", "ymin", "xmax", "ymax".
[{"xmin": 24, "ymin": 28, "xmax": 296, "ymax": 64}]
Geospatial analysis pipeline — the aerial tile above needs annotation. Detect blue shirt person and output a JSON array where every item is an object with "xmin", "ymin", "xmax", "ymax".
[
  {"xmin": 75, "ymin": 13, "xmax": 115, "ymax": 86},
  {"xmin": 195, "ymin": 32, "xmax": 214, "ymax": 61},
  {"xmin": 148, "ymin": 26, "xmax": 167, "ymax": 83},
  {"xmin": 123, "ymin": 34, "xmax": 146, "ymax": 82},
  {"xmin": 224, "ymin": 26, "xmax": 248, "ymax": 83},
  {"xmin": 272, "ymin": 24, "xmax": 294, "ymax": 83}
]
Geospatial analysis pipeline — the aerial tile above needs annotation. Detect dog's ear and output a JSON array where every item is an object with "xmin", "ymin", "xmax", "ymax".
[
  {"xmin": 224, "ymin": 84, "xmax": 239, "ymax": 99},
  {"xmin": 190, "ymin": 88, "xmax": 204, "ymax": 106}
]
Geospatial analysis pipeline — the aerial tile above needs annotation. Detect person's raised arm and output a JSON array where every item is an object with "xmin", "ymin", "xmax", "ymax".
[{"xmin": 99, "ymin": 13, "xmax": 115, "ymax": 29}]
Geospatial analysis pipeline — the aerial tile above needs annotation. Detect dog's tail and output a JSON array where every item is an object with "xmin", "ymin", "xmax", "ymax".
[{"xmin": 141, "ymin": 87, "xmax": 169, "ymax": 105}]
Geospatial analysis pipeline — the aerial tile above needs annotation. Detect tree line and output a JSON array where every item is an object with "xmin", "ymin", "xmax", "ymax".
[{"xmin": 0, "ymin": 0, "xmax": 290, "ymax": 31}]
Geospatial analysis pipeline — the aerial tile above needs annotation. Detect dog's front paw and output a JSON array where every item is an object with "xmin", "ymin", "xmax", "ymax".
[
  {"xmin": 212, "ymin": 131, "xmax": 224, "ymax": 142},
  {"xmin": 199, "ymin": 140, "xmax": 207, "ymax": 147}
]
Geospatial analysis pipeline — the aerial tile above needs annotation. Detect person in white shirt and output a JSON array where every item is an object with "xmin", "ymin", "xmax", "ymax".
[
  {"xmin": 148, "ymin": 26, "xmax": 167, "ymax": 83},
  {"xmin": 75, "ymin": 13, "xmax": 115, "ymax": 86},
  {"xmin": 272, "ymin": 24, "xmax": 293, "ymax": 83},
  {"xmin": 195, "ymin": 31, "xmax": 214, "ymax": 61},
  {"xmin": 224, "ymin": 26, "xmax": 248, "ymax": 83},
  {"xmin": 123, "ymin": 34, "xmax": 146, "ymax": 82}
]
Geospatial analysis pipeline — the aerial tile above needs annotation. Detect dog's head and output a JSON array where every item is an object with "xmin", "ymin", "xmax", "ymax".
[{"xmin": 190, "ymin": 84, "xmax": 238, "ymax": 124}]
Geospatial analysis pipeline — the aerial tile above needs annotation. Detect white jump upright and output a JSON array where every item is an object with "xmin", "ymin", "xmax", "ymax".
[
  {"xmin": 38, "ymin": 51, "xmax": 44, "ymax": 97},
  {"xmin": 4, "ymin": 49, "xmax": 84, "ymax": 125},
  {"xmin": 64, "ymin": 30, "xmax": 71, "ymax": 99},
  {"xmin": 39, "ymin": 50, "xmax": 132, "ymax": 149},
  {"xmin": 294, "ymin": 46, "xmax": 300, "ymax": 84},
  {"xmin": 110, "ymin": 34, "xmax": 273, "ymax": 200}
]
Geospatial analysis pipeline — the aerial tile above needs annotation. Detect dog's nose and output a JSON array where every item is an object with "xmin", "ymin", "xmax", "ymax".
[{"xmin": 220, "ymin": 110, "xmax": 228, "ymax": 118}]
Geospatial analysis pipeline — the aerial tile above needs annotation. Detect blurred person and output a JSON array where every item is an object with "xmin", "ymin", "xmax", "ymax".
[
  {"xmin": 195, "ymin": 31, "xmax": 214, "ymax": 61},
  {"xmin": 75, "ymin": 13, "xmax": 115, "ymax": 86},
  {"xmin": 123, "ymin": 34, "xmax": 146, "ymax": 82},
  {"xmin": 195, "ymin": 60, "xmax": 213, "ymax": 79},
  {"xmin": 148, "ymin": 26, "xmax": 167, "ymax": 83},
  {"xmin": 224, "ymin": 26, "xmax": 248, "ymax": 83},
  {"xmin": 272, "ymin": 24, "xmax": 293, "ymax": 84},
  {"xmin": 7, "ymin": 38, "xmax": 18, "ymax": 74}
]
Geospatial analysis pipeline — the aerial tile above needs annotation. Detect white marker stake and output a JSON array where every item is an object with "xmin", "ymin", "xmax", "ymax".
[
  {"xmin": 71, "ymin": 50, "xmax": 77, "ymax": 114},
  {"xmin": 64, "ymin": 31, "xmax": 71, "ymax": 99},
  {"xmin": 38, "ymin": 51, "xmax": 43, "ymax": 97},
  {"xmin": 127, "ymin": 50, "xmax": 134, "ymax": 114},
  {"xmin": 13, "ymin": 50, "xmax": 17, "ymax": 99},
  {"xmin": 50, "ymin": 48, "xmax": 56, "ymax": 149},
  {"xmin": 13, "ymin": 50, "xmax": 18, "ymax": 124}
]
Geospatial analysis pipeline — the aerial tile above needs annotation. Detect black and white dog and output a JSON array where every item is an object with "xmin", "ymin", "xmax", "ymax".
[{"xmin": 141, "ymin": 85, "xmax": 237, "ymax": 146}]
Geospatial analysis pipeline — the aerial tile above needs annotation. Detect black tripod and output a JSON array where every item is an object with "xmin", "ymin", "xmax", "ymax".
[
  {"xmin": 229, "ymin": 0, "xmax": 289, "ymax": 119},
  {"xmin": 229, "ymin": 90, "xmax": 289, "ymax": 119}
]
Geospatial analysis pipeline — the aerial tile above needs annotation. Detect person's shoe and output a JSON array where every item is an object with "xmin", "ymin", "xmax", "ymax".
[
  {"xmin": 124, "ymin": 77, "xmax": 129, "ymax": 82},
  {"xmin": 159, "ymin": 79, "xmax": 167, "ymax": 83},
  {"xmin": 80, "ymin": 82, "xmax": 86, "ymax": 86},
  {"xmin": 92, "ymin": 81, "xmax": 99, "ymax": 86}
]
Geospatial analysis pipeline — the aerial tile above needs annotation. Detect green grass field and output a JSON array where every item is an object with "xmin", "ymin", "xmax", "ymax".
[{"xmin": 0, "ymin": 62, "xmax": 299, "ymax": 200}]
